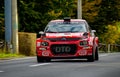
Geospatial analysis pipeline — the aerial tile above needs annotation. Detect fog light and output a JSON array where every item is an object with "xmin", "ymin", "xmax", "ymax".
[
  {"xmin": 41, "ymin": 41, "xmax": 49, "ymax": 46},
  {"xmin": 83, "ymin": 46, "xmax": 91, "ymax": 49},
  {"xmin": 39, "ymin": 48, "xmax": 46, "ymax": 51}
]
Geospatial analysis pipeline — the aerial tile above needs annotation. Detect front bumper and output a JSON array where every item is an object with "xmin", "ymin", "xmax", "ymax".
[{"xmin": 36, "ymin": 40, "xmax": 93, "ymax": 58}]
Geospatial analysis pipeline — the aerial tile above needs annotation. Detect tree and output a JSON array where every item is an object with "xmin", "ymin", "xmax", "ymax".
[
  {"xmin": 18, "ymin": 0, "xmax": 41, "ymax": 32},
  {"xmin": 101, "ymin": 25, "xmax": 120, "ymax": 44},
  {"xmin": 18, "ymin": 0, "xmax": 77, "ymax": 33},
  {"xmin": 0, "ymin": 0, "xmax": 4, "ymax": 39},
  {"xmin": 97, "ymin": 0, "xmax": 119, "ymax": 24},
  {"xmin": 82, "ymin": 0, "xmax": 101, "ymax": 23},
  {"xmin": 1, "ymin": 0, "xmax": 119, "ymax": 44}
]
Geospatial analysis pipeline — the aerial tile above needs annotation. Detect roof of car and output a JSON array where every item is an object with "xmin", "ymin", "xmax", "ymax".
[{"xmin": 50, "ymin": 19, "xmax": 86, "ymax": 22}]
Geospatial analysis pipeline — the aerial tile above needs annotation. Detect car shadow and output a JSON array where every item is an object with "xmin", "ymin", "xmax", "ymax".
[{"xmin": 50, "ymin": 59, "xmax": 88, "ymax": 63}]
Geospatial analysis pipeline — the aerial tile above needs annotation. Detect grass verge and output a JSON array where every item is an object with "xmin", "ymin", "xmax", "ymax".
[{"xmin": 0, "ymin": 53, "xmax": 25, "ymax": 60}]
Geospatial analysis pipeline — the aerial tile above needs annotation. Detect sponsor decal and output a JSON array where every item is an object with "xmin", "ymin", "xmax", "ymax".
[
  {"xmin": 46, "ymin": 33, "xmax": 84, "ymax": 37},
  {"xmin": 42, "ymin": 51, "xmax": 49, "ymax": 56},
  {"xmin": 79, "ymin": 50, "xmax": 87, "ymax": 55},
  {"xmin": 55, "ymin": 46, "xmax": 71, "ymax": 53}
]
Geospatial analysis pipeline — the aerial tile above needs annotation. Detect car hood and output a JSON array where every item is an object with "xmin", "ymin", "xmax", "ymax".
[{"xmin": 46, "ymin": 33, "xmax": 84, "ymax": 38}]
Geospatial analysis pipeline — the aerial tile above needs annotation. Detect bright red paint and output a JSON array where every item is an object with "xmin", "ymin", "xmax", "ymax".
[{"xmin": 36, "ymin": 18, "xmax": 99, "ymax": 62}]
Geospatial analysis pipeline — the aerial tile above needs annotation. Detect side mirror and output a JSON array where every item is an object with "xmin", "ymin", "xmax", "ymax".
[
  {"xmin": 91, "ymin": 30, "xmax": 96, "ymax": 37},
  {"xmin": 83, "ymin": 32, "xmax": 88, "ymax": 36},
  {"xmin": 91, "ymin": 30, "xmax": 96, "ymax": 33},
  {"xmin": 39, "ymin": 31, "xmax": 46, "ymax": 36},
  {"xmin": 39, "ymin": 31, "xmax": 44, "ymax": 34}
]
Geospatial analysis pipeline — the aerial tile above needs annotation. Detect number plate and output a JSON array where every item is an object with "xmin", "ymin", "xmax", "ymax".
[
  {"xmin": 55, "ymin": 46, "xmax": 71, "ymax": 53},
  {"xmin": 51, "ymin": 44, "xmax": 76, "ymax": 55}
]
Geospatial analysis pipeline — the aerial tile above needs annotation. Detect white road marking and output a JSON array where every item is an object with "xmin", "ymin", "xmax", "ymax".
[
  {"xmin": 29, "ymin": 63, "xmax": 51, "ymax": 67},
  {"xmin": 100, "ymin": 54, "xmax": 109, "ymax": 57},
  {"xmin": 0, "ymin": 71, "xmax": 4, "ymax": 73}
]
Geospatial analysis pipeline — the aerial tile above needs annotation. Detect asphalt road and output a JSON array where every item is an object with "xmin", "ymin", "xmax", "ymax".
[{"xmin": 0, "ymin": 53, "xmax": 120, "ymax": 77}]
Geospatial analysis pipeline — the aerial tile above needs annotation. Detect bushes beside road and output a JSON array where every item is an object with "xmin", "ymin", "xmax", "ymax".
[
  {"xmin": 0, "ymin": 32, "xmax": 36, "ymax": 57},
  {"xmin": 19, "ymin": 32, "xmax": 36, "ymax": 56},
  {"xmin": 0, "ymin": 52, "xmax": 24, "ymax": 59}
]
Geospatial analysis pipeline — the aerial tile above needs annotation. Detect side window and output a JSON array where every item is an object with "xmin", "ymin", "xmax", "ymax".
[
  {"xmin": 84, "ymin": 21, "xmax": 89, "ymax": 32},
  {"xmin": 84, "ymin": 21, "xmax": 95, "ymax": 36},
  {"xmin": 88, "ymin": 26, "xmax": 92, "ymax": 32},
  {"xmin": 44, "ymin": 26, "xmax": 49, "ymax": 32},
  {"xmin": 88, "ymin": 26, "xmax": 95, "ymax": 36}
]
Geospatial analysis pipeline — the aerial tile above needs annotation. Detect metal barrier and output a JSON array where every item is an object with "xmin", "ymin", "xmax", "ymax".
[
  {"xmin": 99, "ymin": 43, "xmax": 120, "ymax": 53},
  {"xmin": 99, "ymin": 43, "xmax": 107, "ymax": 53},
  {"xmin": 109, "ymin": 44, "xmax": 120, "ymax": 52},
  {"xmin": 0, "ymin": 40, "xmax": 4, "ymax": 50}
]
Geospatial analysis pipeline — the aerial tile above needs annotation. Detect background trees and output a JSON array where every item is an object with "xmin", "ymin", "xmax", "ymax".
[
  {"xmin": 0, "ymin": 0, "xmax": 4, "ymax": 39},
  {"xmin": 18, "ymin": 0, "xmax": 77, "ymax": 33},
  {"xmin": 0, "ymin": 0, "xmax": 120, "ymax": 44}
]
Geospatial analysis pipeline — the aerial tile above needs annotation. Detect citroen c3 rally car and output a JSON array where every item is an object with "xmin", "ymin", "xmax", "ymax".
[{"xmin": 36, "ymin": 17, "xmax": 99, "ymax": 62}]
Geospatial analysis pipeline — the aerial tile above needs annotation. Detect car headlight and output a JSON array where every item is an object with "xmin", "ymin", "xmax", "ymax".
[
  {"xmin": 41, "ymin": 41, "xmax": 49, "ymax": 46},
  {"xmin": 80, "ymin": 41, "xmax": 88, "ymax": 46}
]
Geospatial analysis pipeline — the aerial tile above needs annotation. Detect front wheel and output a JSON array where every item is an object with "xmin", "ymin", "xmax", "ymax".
[
  {"xmin": 87, "ymin": 50, "xmax": 95, "ymax": 62},
  {"xmin": 95, "ymin": 47, "xmax": 99, "ymax": 61},
  {"xmin": 37, "ymin": 56, "xmax": 44, "ymax": 63},
  {"xmin": 37, "ymin": 56, "xmax": 51, "ymax": 63}
]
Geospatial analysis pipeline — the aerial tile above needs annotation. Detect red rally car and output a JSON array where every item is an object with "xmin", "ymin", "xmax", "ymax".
[{"xmin": 36, "ymin": 17, "xmax": 99, "ymax": 62}]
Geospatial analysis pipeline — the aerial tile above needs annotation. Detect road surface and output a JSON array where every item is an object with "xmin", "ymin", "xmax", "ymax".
[{"xmin": 0, "ymin": 53, "xmax": 120, "ymax": 77}]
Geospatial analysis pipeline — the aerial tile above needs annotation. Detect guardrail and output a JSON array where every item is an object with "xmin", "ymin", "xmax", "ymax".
[
  {"xmin": 0, "ymin": 40, "xmax": 4, "ymax": 50},
  {"xmin": 99, "ymin": 43, "xmax": 107, "ymax": 53},
  {"xmin": 99, "ymin": 43, "xmax": 120, "ymax": 53},
  {"xmin": 108, "ymin": 44, "xmax": 120, "ymax": 52}
]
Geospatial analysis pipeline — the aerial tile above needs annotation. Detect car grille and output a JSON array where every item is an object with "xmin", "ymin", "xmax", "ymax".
[
  {"xmin": 51, "ymin": 44, "xmax": 77, "ymax": 55},
  {"xmin": 48, "ymin": 38, "xmax": 80, "ymax": 42}
]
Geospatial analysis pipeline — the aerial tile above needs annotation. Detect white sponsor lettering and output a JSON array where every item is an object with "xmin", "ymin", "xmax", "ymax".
[
  {"xmin": 65, "ymin": 46, "xmax": 71, "ymax": 52},
  {"xmin": 55, "ymin": 46, "xmax": 71, "ymax": 52}
]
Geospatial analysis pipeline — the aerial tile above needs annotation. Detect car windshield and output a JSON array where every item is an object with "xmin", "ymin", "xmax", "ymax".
[{"xmin": 45, "ymin": 22, "xmax": 87, "ymax": 33}]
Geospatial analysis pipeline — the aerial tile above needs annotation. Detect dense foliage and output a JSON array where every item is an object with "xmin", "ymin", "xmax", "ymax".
[
  {"xmin": 0, "ymin": 0, "xmax": 4, "ymax": 39},
  {"xmin": 0, "ymin": 0, "xmax": 120, "ymax": 44}
]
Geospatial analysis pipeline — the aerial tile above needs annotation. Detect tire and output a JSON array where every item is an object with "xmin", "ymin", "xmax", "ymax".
[
  {"xmin": 45, "ymin": 58, "xmax": 51, "ymax": 62},
  {"xmin": 37, "ymin": 56, "xmax": 44, "ymax": 63},
  {"xmin": 95, "ymin": 47, "xmax": 99, "ymax": 61},
  {"xmin": 87, "ymin": 50, "xmax": 95, "ymax": 62},
  {"xmin": 37, "ymin": 56, "xmax": 51, "ymax": 63}
]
